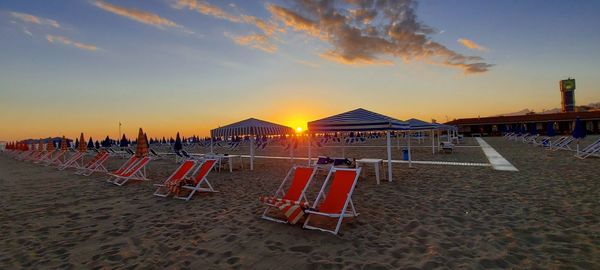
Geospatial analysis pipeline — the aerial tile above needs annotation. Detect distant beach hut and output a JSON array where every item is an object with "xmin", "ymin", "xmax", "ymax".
[
  {"xmin": 77, "ymin": 133, "xmax": 87, "ymax": 152},
  {"xmin": 211, "ymin": 118, "xmax": 294, "ymax": 170},
  {"xmin": 308, "ymin": 108, "xmax": 409, "ymax": 182},
  {"xmin": 135, "ymin": 128, "xmax": 149, "ymax": 157}
]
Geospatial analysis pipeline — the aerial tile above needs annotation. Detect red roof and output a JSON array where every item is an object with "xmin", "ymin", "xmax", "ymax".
[{"xmin": 445, "ymin": 110, "xmax": 600, "ymax": 125}]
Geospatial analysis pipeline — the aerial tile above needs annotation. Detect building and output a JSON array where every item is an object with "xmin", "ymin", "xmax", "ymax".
[
  {"xmin": 445, "ymin": 110, "xmax": 600, "ymax": 136},
  {"xmin": 560, "ymin": 78, "xmax": 576, "ymax": 112}
]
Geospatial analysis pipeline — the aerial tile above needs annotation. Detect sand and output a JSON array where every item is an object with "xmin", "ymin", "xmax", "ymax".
[{"xmin": 1, "ymin": 137, "xmax": 599, "ymax": 269}]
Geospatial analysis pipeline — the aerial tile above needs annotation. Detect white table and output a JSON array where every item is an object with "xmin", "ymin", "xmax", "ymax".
[
  {"xmin": 356, "ymin": 158, "xmax": 383, "ymax": 185},
  {"xmin": 205, "ymin": 154, "xmax": 243, "ymax": 172}
]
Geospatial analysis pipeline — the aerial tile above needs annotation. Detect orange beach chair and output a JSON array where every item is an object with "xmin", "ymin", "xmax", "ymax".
[
  {"xmin": 259, "ymin": 166, "xmax": 317, "ymax": 224},
  {"xmin": 76, "ymin": 151, "xmax": 109, "ymax": 176},
  {"xmin": 107, "ymin": 156, "xmax": 151, "ymax": 186},
  {"xmin": 303, "ymin": 167, "xmax": 361, "ymax": 235},
  {"xmin": 153, "ymin": 159, "xmax": 198, "ymax": 197},
  {"xmin": 174, "ymin": 159, "xmax": 218, "ymax": 201}
]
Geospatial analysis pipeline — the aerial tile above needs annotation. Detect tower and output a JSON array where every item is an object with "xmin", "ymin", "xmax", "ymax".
[{"xmin": 560, "ymin": 78, "xmax": 576, "ymax": 112}]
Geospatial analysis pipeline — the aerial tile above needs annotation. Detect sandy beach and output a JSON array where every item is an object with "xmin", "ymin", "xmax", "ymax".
[{"xmin": 1, "ymin": 137, "xmax": 599, "ymax": 269}]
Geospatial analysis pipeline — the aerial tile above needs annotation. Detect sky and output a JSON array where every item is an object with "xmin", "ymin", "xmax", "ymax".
[{"xmin": 1, "ymin": 0, "xmax": 599, "ymax": 141}]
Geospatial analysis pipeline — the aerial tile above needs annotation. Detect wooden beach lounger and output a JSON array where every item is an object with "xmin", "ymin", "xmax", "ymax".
[
  {"xmin": 107, "ymin": 156, "xmax": 151, "ymax": 186},
  {"xmin": 303, "ymin": 167, "xmax": 361, "ymax": 235},
  {"xmin": 259, "ymin": 166, "xmax": 317, "ymax": 224},
  {"xmin": 174, "ymin": 159, "xmax": 218, "ymax": 201},
  {"xmin": 153, "ymin": 159, "xmax": 197, "ymax": 198}
]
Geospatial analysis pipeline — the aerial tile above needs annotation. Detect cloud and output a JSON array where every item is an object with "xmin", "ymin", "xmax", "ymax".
[
  {"xmin": 225, "ymin": 32, "xmax": 277, "ymax": 53},
  {"xmin": 46, "ymin": 35, "xmax": 98, "ymax": 52},
  {"xmin": 174, "ymin": 0, "xmax": 280, "ymax": 49},
  {"xmin": 458, "ymin": 38, "xmax": 488, "ymax": 51},
  {"xmin": 10, "ymin": 12, "xmax": 60, "ymax": 28},
  {"xmin": 93, "ymin": 0, "xmax": 178, "ymax": 28},
  {"xmin": 266, "ymin": 0, "xmax": 493, "ymax": 74}
]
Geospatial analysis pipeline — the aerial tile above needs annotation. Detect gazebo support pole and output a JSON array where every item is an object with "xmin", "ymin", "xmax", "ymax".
[
  {"xmin": 307, "ymin": 133, "xmax": 312, "ymax": 166},
  {"xmin": 250, "ymin": 135, "xmax": 254, "ymax": 170},
  {"xmin": 431, "ymin": 129, "xmax": 435, "ymax": 154},
  {"xmin": 386, "ymin": 130, "xmax": 392, "ymax": 182}
]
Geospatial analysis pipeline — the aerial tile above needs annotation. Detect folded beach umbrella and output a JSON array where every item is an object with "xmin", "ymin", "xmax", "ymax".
[
  {"xmin": 87, "ymin": 137, "xmax": 94, "ymax": 149},
  {"xmin": 120, "ymin": 134, "xmax": 129, "ymax": 148},
  {"xmin": 47, "ymin": 140, "xmax": 55, "ymax": 151},
  {"xmin": 546, "ymin": 122, "xmax": 555, "ymax": 137},
  {"xmin": 60, "ymin": 136, "xmax": 68, "ymax": 150},
  {"xmin": 572, "ymin": 117, "xmax": 586, "ymax": 139},
  {"xmin": 78, "ymin": 133, "xmax": 87, "ymax": 152},
  {"xmin": 38, "ymin": 140, "xmax": 44, "ymax": 151},
  {"xmin": 95, "ymin": 140, "xmax": 100, "ymax": 149},
  {"xmin": 134, "ymin": 128, "xmax": 148, "ymax": 157},
  {"xmin": 572, "ymin": 117, "xmax": 586, "ymax": 154},
  {"xmin": 174, "ymin": 132, "xmax": 182, "ymax": 151}
]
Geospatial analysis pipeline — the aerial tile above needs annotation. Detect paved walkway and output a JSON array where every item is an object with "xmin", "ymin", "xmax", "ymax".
[{"xmin": 475, "ymin": 137, "xmax": 519, "ymax": 171}]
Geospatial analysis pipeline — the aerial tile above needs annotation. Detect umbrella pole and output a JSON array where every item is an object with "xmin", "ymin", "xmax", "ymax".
[
  {"xmin": 387, "ymin": 130, "xmax": 392, "ymax": 182},
  {"xmin": 290, "ymin": 137, "xmax": 294, "ymax": 164},
  {"xmin": 210, "ymin": 137, "xmax": 214, "ymax": 154},
  {"xmin": 250, "ymin": 136, "xmax": 254, "ymax": 170},
  {"xmin": 408, "ymin": 130, "xmax": 412, "ymax": 168}
]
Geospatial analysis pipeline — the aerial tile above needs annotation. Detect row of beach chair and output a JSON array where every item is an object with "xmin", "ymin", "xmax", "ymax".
[
  {"xmin": 4, "ymin": 147, "xmax": 361, "ymax": 235},
  {"xmin": 504, "ymin": 132, "xmax": 600, "ymax": 158}
]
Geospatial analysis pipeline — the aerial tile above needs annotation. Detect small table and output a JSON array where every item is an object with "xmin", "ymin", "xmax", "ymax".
[
  {"xmin": 205, "ymin": 154, "xmax": 243, "ymax": 172},
  {"xmin": 355, "ymin": 158, "xmax": 383, "ymax": 185}
]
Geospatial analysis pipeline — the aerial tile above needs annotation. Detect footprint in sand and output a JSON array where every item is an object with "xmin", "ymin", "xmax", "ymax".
[{"xmin": 289, "ymin": 246, "xmax": 313, "ymax": 254}]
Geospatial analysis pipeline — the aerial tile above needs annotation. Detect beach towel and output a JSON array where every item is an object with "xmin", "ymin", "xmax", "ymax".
[{"xmin": 259, "ymin": 196, "xmax": 310, "ymax": 224}]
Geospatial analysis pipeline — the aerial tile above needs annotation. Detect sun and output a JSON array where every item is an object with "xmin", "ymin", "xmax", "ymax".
[{"xmin": 296, "ymin": 127, "xmax": 303, "ymax": 133}]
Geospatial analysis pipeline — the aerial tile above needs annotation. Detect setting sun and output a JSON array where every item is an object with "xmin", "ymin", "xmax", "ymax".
[{"xmin": 295, "ymin": 127, "xmax": 303, "ymax": 133}]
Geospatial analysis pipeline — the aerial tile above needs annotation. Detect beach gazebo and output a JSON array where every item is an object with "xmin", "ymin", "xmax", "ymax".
[
  {"xmin": 307, "ymin": 108, "xmax": 409, "ymax": 182},
  {"xmin": 406, "ymin": 118, "xmax": 440, "ymax": 156},
  {"xmin": 210, "ymin": 118, "xmax": 294, "ymax": 170}
]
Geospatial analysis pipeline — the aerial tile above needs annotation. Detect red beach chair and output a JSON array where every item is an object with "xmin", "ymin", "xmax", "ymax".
[
  {"xmin": 107, "ymin": 157, "xmax": 151, "ymax": 186},
  {"xmin": 153, "ymin": 159, "xmax": 198, "ymax": 197},
  {"xmin": 58, "ymin": 151, "xmax": 85, "ymax": 170},
  {"xmin": 259, "ymin": 166, "xmax": 317, "ymax": 224},
  {"xmin": 303, "ymin": 167, "xmax": 361, "ymax": 235},
  {"xmin": 174, "ymin": 159, "xmax": 218, "ymax": 201},
  {"xmin": 76, "ymin": 151, "xmax": 109, "ymax": 176}
]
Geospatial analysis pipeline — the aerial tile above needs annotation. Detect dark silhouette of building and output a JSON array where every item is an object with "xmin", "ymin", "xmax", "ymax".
[{"xmin": 445, "ymin": 110, "xmax": 600, "ymax": 136}]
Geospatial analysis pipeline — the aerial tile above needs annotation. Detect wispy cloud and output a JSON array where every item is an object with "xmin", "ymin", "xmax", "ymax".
[
  {"xmin": 174, "ymin": 0, "xmax": 279, "ymax": 51},
  {"xmin": 10, "ymin": 12, "xmax": 60, "ymax": 28},
  {"xmin": 46, "ymin": 35, "xmax": 98, "ymax": 52},
  {"xmin": 224, "ymin": 32, "xmax": 276, "ymax": 53},
  {"xmin": 266, "ymin": 1, "xmax": 493, "ymax": 74},
  {"xmin": 458, "ymin": 38, "xmax": 488, "ymax": 51},
  {"xmin": 93, "ymin": 0, "xmax": 178, "ymax": 28}
]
